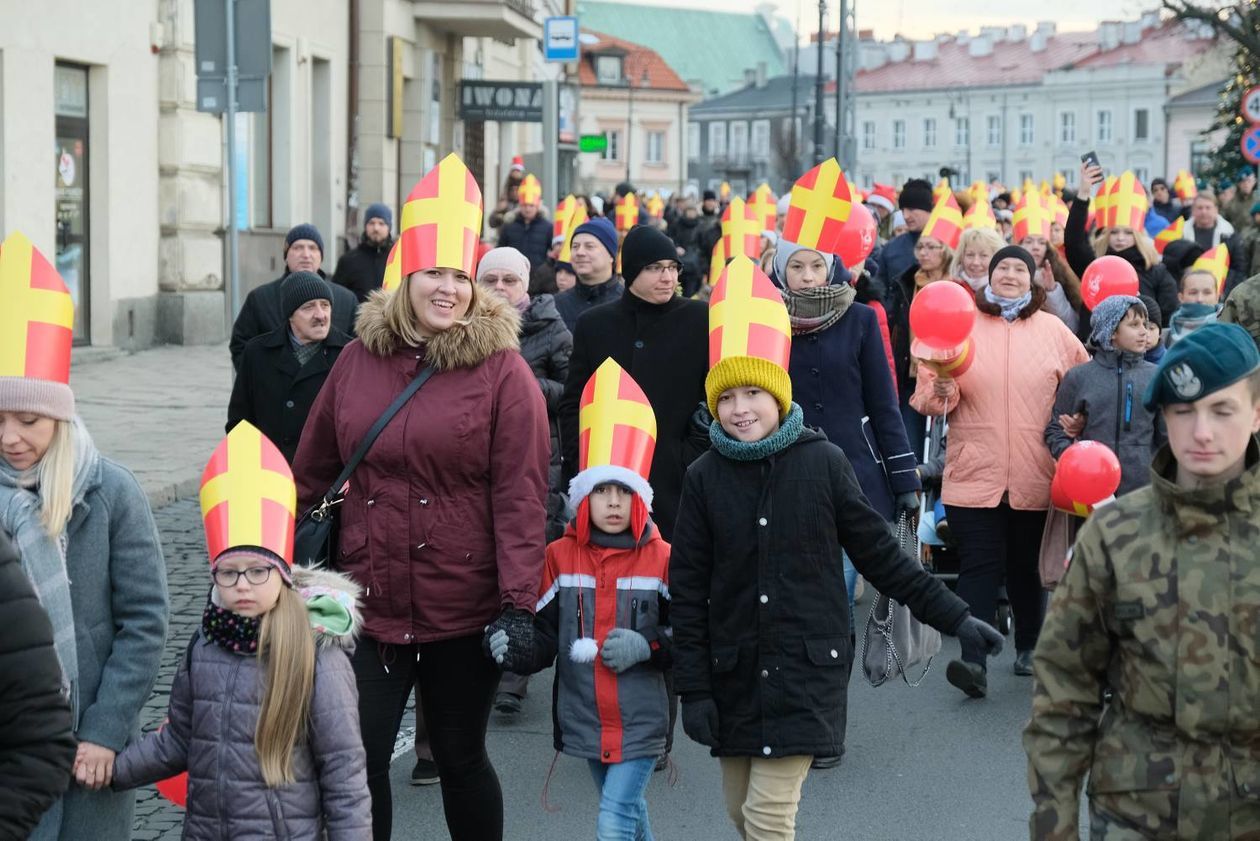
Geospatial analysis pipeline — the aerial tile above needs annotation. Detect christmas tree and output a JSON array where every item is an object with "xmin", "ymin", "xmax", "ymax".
[{"xmin": 1203, "ymin": 45, "xmax": 1258, "ymax": 186}]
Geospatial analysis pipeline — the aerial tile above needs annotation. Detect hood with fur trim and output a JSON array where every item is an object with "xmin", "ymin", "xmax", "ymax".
[
  {"xmin": 354, "ymin": 287, "xmax": 521, "ymax": 370},
  {"xmin": 292, "ymin": 565, "xmax": 363, "ymax": 651}
]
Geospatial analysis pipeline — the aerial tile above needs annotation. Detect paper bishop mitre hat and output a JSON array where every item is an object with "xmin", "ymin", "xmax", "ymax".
[
  {"xmin": 568, "ymin": 358, "xmax": 657, "ymax": 512},
  {"xmin": 0, "ymin": 231, "xmax": 76, "ymax": 419},
  {"xmin": 705, "ymin": 256, "xmax": 793, "ymax": 419},
  {"xmin": 1013, "ymin": 192, "xmax": 1052, "ymax": 243},
  {"xmin": 1103, "ymin": 171, "xmax": 1148, "ymax": 231},
  {"xmin": 722, "ymin": 197, "xmax": 762, "ymax": 260},
  {"xmin": 920, "ymin": 191, "xmax": 964, "ymax": 251},
  {"xmin": 517, "ymin": 174, "xmax": 542, "ymax": 207},
  {"xmin": 781, "ymin": 158, "xmax": 853, "ymax": 255},
  {"xmin": 200, "ymin": 422, "xmax": 297, "ymax": 565},
  {"xmin": 384, "ymin": 154, "xmax": 483, "ymax": 291}
]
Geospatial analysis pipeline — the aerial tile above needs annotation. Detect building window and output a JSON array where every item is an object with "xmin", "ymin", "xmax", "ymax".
[
  {"xmin": 1058, "ymin": 111, "xmax": 1076, "ymax": 144},
  {"xmin": 1134, "ymin": 166, "xmax": 1150, "ymax": 184},
  {"xmin": 1063, "ymin": 168, "xmax": 1077, "ymax": 187},
  {"xmin": 709, "ymin": 121, "xmax": 726, "ymax": 158},
  {"xmin": 955, "ymin": 117, "xmax": 969, "ymax": 147},
  {"xmin": 923, "ymin": 117, "xmax": 936, "ymax": 148},
  {"xmin": 1019, "ymin": 169, "xmax": 1034, "ymax": 185},
  {"xmin": 1019, "ymin": 113, "xmax": 1034, "ymax": 146},
  {"xmin": 986, "ymin": 115, "xmax": 1002, "ymax": 147},
  {"xmin": 862, "ymin": 121, "xmax": 876, "ymax": 150},
  {"xmin": 595, "ymin": 55, "xmax": 623, "ymax": 84},
  {"xmin": 688, "ymin": 123, "xmax": 700, "ymax": 159},
  {"xmin": 986, "ymin": 171, "xmax": 1001, "ymax": 184},
  {"xmin": 1134, "ymin": 108, "xmax": 1149, "ymax": 142},
  {"xmin": 1190, "ymin": 140, "xmax": 1210, "ymax": 175},
  {"xmin": 645, "ymin": 130, "xmax": 665, "ymax": 163},
  {"xmin": 752, "ymin": 119, "xmax": 770, "ymax": 158},
  {"xmin": 601, "ymin": 129, "xmax": 622, "ymax": 161},
  {"xmin": 892, "ymin": 119, "xmax": 905, "ymax": 149},
  {"xmin": 730, "ymin": 121, "xmax": 748, "ymax": 162},
  {"xmin": 1097, "ymin": 110, "xmax": 1112, "ymax": 143}
]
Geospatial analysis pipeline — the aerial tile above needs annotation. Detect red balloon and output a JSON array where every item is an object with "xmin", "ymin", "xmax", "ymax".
[
  {"xmin": 1056, "ymin": 441, "xmax": 1121, "ymax": 514},
  {"xmin": 1080, "ymin": 255, "xmax": 1139, "ymax": 310},
  {"xmin": 835, "ymin": 202, "xmax": 877, "ymax": 266},
  {"xmin": 908, "ymin": 280, "xmax": 977, "ymax": 351},
  {"xmin": 156, "ymin": 772, "xmax": 188, "ymax": 808}
]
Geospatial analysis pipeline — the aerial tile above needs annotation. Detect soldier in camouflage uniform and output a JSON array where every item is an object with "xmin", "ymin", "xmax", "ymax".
[
  {"xmin": 1220, "ymin": 272, "xmax": 1260, "ymax": 352},
  {"xmin": 1025, "ymin": 323, "xmax": 1260, "ymax": 840}
]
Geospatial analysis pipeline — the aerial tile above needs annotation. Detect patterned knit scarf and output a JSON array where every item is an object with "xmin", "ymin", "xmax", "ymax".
[
  {"xmin": 983, "ymin": 286, "xmax": 1033, "ymax": 322},
  {"xmin": 781, "ymin": 284, "xmax": 856, "ymax": 335},
  {"xmin": 709, "ymin": 403, "xmax": 805, "ymax": 461},
  {"xmin": 290, "ymin": 330, "xmax": 323, "ymax": 367},
  {"xmin": 202, "ymin": 595, "xmax": 262, "ymax": 655}
]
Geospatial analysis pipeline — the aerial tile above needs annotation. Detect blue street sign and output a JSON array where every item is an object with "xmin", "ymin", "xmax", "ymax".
[
  {"xmin": 544, "ymin": 17, "xmax": 580, "ymax": 62},
  {"xmin": 1243, "ymin": 125, "xmax": 1260, "ymax": 166}
]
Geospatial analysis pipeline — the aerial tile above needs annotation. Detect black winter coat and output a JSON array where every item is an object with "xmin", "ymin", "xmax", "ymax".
[
  {"xmin": 498, "ymin": 214, "xmax": 553, "ymax": 269},
  {"xmin": 668, "ymin": 430, "xmax": 969, "ymax": 758},
  {"xmin": 1064, "ymin": 197, "xmax": 1179, "ymax": 327},
  {"xmin": 0, "ymin": 530, "xmax": 77, "ymax": 839},
  {"xmin": 227, "ymin": 326, "xmax": 351, "ymax": 463},
  {"xmin": 332, "ymin": 238, "xmax": 393, "ymax": 303},
  {"xmin": 519, "ymin": 294, "xmax": 574, "ymax": 540},
  {"xmin": 884, "ymin": 264, "xmax": 919, "ymax": 403},
  {"xmin": 553, "ymin": 277, "xmax": 624, "ymax": 334},
  {"xmin": 229, "ymin": 271, "xmax": 358, "ymax": 371},
  {"xmin": 559, "ymin": 290, "xmax": 709, "ymax": 541}
]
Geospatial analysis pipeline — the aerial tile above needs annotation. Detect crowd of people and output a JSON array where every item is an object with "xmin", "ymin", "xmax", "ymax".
[{"xmin": 4, "ymin": 146, "xmax": 1260, "ymax": 841}]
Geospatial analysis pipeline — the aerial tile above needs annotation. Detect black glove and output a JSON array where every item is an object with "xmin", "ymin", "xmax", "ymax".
[
  {"xmin": 483, "ymin": 608, "xmax": 535, "ymax": 673},
  {"xmin": 681, "ymin": 696, "xmax": 720, "ymax": 748},
  {"xmin": 952, "ymin": 614, "xmax": 1004, "ymax": 657},
  {"xmin": 894, "ymin": 491, "xmax": 920, "ymax": 516}
]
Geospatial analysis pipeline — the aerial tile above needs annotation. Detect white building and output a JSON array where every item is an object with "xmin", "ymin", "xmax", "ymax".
[{"xmin": 838, "ymin": 14, "xmax": 1228, "ymax": 191}]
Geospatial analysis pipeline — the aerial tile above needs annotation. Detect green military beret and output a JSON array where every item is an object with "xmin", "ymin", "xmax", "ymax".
[{"xmin": 1144, "ymin": 322, "xmax": 1260, "ymax": 409}]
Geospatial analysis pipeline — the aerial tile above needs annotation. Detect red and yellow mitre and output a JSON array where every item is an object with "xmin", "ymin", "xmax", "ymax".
[
  {"xmin": 781, "ymin": 158, "xmax": 853, "ymax": 254},
  {"xmin": 553, "ymin": 195, "xmax": 577, "ymax": 243},
  {"xmin": 722, "ymin": 197, "xmax": 762, "ymax": 261},
  {"xmin": 200, "ymin": 422, "xmax": 296, "ymax": 565},
  {"xmin": 615, "ymin": 193, "xmax": 639, "ymax": 233},
  {"xmin": 1050, "ymin": 195, "xmax": 1070, "ymax": 228},
  {"xmin": 558, "ymin": 201, "xmax": 589, "ymax": 263},
  {"xmin": 395, "ymin": 153, "xmax": 483, "ymax": 280},
  {"xmin": 1013, "ymin": 192, "xmax": 1052, "ymax": 243},
  {"xmin": 921, "ymin": 191, "xmax": 963, "ymax": 251},
  {"xmin": 517, "ymin": 174, "xmax": 542, "ymax": 207},
  {"xmin": 569, "ymin": 358, "xmax": 657, "ymax": 512},
  {"xmin": 1193, "ymin": 245, "xmax": 1230, "ymax": 294},
  {"xmin": 1053, "ymin": 172, "xmax": 1067, "ymax": 193},
  {"xmin": 646, "ymin": 193, "xmax": 665, "ymax": 220},
  {"xmin": 1102, "ymin": 171, "xmax": 1147, "ymax": 231},
  {"xmin": 933, "ymin": 178, "xmax": 950, "ymax": 203},
  {"xmin": 1174, "ymin": 170, "xmax": 1197, "ymax": 202},
  {"xmin": 1154, "ymin": 216, "xmax": 1185, "ymax": 255},
  {"xmin": 382, "ymin": 239, "xmax": 403, "ymax": 292},
  {"xmin": 1093, "ymin": 175, "xmax": 1117, "ymax": 225},
  {"xmin": 962, "ymin": 196, "xmax": 997, "ymax": 231},
  {"xmin": 748, "ymin": 183, "xmax": 777, "ymax": 232},
  {"xmin": 704, "ymin": 256, "xmax": 792, "ymax": 418},
  {"xmin": 0, "ymin": 231, "xmax": 76, "ymax": 419},
  {"xmin": 720, "ymin": 181, "xmax": 732, "ymax": 202}
]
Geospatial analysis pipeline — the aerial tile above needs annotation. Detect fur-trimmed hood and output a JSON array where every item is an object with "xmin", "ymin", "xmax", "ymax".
[
  {"xmin": 292, "ymin": 565, "xmax": 363, "ymax": 651},
  {"xmin": 354, "ymin": 287, "xmax": 521, "ymax": 370}
]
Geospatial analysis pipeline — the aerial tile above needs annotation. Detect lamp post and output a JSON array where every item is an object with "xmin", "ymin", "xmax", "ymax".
[{"xmin": 813, "ymin": 0, "xmax": 826, "ymax": 165}]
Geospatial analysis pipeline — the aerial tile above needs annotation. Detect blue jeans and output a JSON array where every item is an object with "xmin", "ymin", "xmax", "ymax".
[
  {"xmin": 843, "ymin": 551, "xmax": 857, "ymax": 634},
  {"xmin": 587, "ymin": 757, "xmax": 655, "ymax": 841}
]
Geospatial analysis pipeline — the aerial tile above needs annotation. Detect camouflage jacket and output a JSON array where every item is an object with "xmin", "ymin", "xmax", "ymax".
[
  {"xmin": 1025, "ymin": 439, "xmax": 1260, "ymax": 840},
  {"xmin": 1220, "ymin": 273, "xmax": 1260, "ymax": 351}
]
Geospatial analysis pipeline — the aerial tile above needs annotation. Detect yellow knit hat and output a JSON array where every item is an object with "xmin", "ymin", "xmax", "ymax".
[{"xmin": 704, "ymin": 256, "xmax": 793, "ymax": 419}]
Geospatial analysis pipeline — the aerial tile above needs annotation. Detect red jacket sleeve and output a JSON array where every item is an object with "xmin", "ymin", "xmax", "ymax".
[{"xmin": 867, "ymin": 300, "xmax": 898, "ymax": 394}]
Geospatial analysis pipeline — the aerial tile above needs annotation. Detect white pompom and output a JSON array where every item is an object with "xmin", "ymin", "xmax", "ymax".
[{"xmin": 569, "ymin": 637, "xmax": 599, "ymax": 663}]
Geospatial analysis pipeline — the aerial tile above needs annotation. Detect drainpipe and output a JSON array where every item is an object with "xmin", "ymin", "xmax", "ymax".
[{"xmin": 345, "ymin": 0, "xmax": 360, "ymax": 248}]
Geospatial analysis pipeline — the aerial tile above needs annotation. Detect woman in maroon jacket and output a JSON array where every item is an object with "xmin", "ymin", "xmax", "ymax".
[{"xmin": 293, "ymin": 246, "xmax": 550, "ymax": 838}]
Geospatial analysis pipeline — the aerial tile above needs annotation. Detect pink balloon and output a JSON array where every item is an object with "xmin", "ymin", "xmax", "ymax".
[
  {"xmin": 1081, "ymin": 255, "xmax": 1139, "ymax": 310},
  {"xmin": 909, "ymin": 280, "xmax": 977, "ymax": 351},
  {"xmin": 835, "ymin": 202, "xmax": 878, "ymax": 266}
]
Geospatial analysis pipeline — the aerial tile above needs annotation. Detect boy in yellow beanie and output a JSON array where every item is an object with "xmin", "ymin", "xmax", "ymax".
[{"xmin": 668, "ymin": 256, "xmax": 1000, "ymax": 839}]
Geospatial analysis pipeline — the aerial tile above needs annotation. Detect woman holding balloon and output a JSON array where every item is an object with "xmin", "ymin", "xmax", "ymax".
[
  {"xmin": 1066, "ymin": 162, "xmax": 1180, "ymax": 327},
  {"xmin": 911, "ymin": 246, "xmax": 1087, "ymax": 699}
]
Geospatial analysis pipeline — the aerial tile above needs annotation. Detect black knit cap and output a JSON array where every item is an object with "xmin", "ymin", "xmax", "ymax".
[
  {"xmin": 620, "ymin": 225, "xmax": 679, "ymax": 288},
  {"xmin": 281, "ymin": 271, "xmax": 333, "ymax": 318},
  {"xmin": 285, "ymin": 223, "xmax": 324, "ymax": 256},
  {"xmin": 898, "ymin": 179, "xmax": 934, "ymax": 213},
  {"xmin": 989, "ymin": 245, "xmax": 1037, "ymax": 281}
]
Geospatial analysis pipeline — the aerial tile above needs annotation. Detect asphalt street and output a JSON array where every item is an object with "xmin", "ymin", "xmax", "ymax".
[{"xmin": 134, "ymin": 497, "xmax": 1039, "ymax": 840}]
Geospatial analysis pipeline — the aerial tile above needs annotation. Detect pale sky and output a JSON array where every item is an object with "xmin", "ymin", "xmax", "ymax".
[{"xmin": 619, "ymin": 0, "xmax": 1160, "ymax": 41}]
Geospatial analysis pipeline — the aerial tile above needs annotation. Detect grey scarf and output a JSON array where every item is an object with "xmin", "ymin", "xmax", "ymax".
[
  {"xmin": 781, "ymin": 283, "xmax": 857, "ymax": 335},
  {"xmin": 0, "ymin": 417, "xmax": 100, "ymax": 717},
  {"xmin": 983, "ymin": 286, "xmax": 1032, "ymax": 322}
]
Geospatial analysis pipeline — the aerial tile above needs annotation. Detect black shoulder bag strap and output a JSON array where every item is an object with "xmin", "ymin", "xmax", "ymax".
[{"xmin": 309, "ymin": 365, "xmax": 436, "ymax": 518}]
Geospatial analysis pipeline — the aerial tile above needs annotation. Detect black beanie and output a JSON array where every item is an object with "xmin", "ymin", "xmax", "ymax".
[
  {"xmin": 281, "ymin": 271, "xmax": 333, "ymax": 318},
  {"xmin": 898, "ymin": 179, "xmax": 934, "ymax": 213},
  {"xmin": 703, "ymin": 189, "xmax": 717, "ymax": 201},
  {"xmin": 620, "ymin": 225, "xmax": 679, "ymax": 287},
  {"xmin": 989, "ymin": 245, "xmax": 1037, "ymax": 280},
  {"xmin": 285, "ymin": 223, "xmax": 324, "ymax": 255},
  {"xmin": 1137, "ymin": 293, "xmax": 1162, "ymax": 327}
]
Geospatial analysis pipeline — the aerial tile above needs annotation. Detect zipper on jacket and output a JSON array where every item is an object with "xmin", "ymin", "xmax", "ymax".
[
  {"xmin": 1124, "ymin": 382, "xmax": 1133, "ymax": 432},
  {"xmin": 1115, "ymin": 365, "xmax": 1124, "ymax": 453},
  {"xmin": 219, "ymin": 656, "xmax": 240, "ymax": 839},
  {"xmin": 631, "ymin": 597, "xmax": 638, "ymax": 632}
]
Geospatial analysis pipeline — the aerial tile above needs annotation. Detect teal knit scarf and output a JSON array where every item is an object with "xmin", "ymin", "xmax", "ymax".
[{"xmin": 709, "ymin": 403, "xmax": 805, "ymax": 461}]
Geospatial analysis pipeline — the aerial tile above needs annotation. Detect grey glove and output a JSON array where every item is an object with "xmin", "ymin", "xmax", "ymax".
[
  {"xmin": 953, "ymin": 615, "xmax": 1004, "ymax": 657},
  {"xmin": 483, "ymin": 608, "xmax": 534, "ymax": 672},
  {"xmin": 681, "ymin": 696, "xmax": 720, "ymax": 748},
  {"xmin": 600, "ymin": 628, "xmax": 651, "ymax": 673},
  {"xmin": 895, "ymin": 491, "xmax": 921, "ymax": 515}
]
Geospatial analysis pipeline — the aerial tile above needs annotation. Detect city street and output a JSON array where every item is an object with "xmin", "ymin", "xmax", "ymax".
[{"xmin": 131, "ymin": 499, "xmax": 1038, "ymax": 841}]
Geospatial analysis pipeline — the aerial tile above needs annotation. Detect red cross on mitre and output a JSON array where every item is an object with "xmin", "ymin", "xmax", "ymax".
[
  {"xmin": 200, "ymin": 422, "xmax": 297, "ymax": 564},
  {"xmin": 397, "ymin": 154, "xmax": 483, "ymax": 278},
  {"xmin": 0, "ymin": 231, "xmax": 74, "ymax": 384},
  {"xmin": 782, "ymin": 158, "xmax": 852, "ymax": 254}
]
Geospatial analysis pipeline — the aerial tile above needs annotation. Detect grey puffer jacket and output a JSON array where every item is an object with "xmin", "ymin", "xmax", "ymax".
[
  {"xmin": 1044, "ymin": 347, "xmax": 1167, "ymax": 497},
  {"xmin": 112, "ymin": 567, "xmax": 370, "ymax": 840}
]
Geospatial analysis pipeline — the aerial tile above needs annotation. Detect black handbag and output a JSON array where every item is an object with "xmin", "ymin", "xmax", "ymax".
[{"xmin": 293, "ymin": 366, "xmax": 436, "ymax": 568}]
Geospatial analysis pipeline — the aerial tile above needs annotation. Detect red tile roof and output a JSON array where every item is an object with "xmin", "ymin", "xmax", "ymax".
[
  {"xmin": 578, "ymin": 30, "xmax": 691, "ymax": 92},
  {"xmin": 844, "ymin": 19, "xmax": 1212, "ymax": 95}
]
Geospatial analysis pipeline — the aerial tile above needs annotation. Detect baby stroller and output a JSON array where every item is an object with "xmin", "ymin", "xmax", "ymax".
[{"xmin": 918, "ymin": 414, "xmax": 1012, "ymax": 636}]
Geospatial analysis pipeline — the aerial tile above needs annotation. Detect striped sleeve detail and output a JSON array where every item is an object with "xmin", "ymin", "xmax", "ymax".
[
  {"xmin": 616, "ymin": 576, "xmax": 670, "ymax": 600},
  {"xmin": 537, "ymin": 572, "xmax": 597, "ymax": 611}
]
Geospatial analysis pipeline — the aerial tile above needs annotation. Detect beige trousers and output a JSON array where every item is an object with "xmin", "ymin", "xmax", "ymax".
[{"xmin": 719, "ymin": 755, "xmax": 813, "ymax": 841}]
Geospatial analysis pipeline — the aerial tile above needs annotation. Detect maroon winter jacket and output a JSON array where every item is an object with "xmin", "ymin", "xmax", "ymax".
[{"xmin": 294, "ymin": 291, "xmax": 550, "ymax": 645}]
